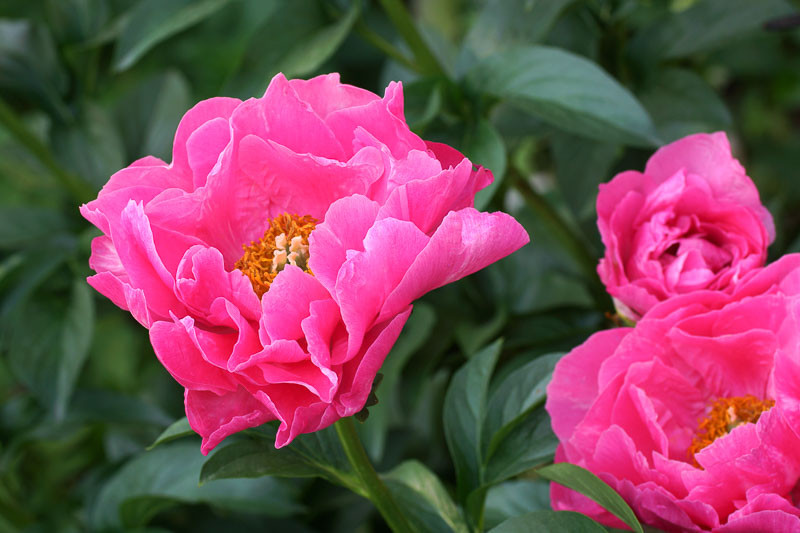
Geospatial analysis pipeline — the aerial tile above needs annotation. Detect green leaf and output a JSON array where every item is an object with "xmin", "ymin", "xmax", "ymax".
[
  {"xmin": 200, "ymin": 437, "xmax": 320, "ymax": 482},
  {"xmin": 3, "ymin": 279, "xmax": 94, "ymax": 418},
  {"xmin": 55, "ymin": 280, "xmax": 94, "ymax": 421},
  {"xmin": 245, "ymin": 423, "xmax": 359, "ymax": 491},
  {"xmin": 443, "ymin": 339, "xmax": 502, "ymax": 501},
  {"xmin": 148, "ymin": 418, "xmax": 194, "ymax": 450},
  {"xmin": 225, "ymin": 0, "xmax": 359, "ymax": 97},
  {"xmin": 466, "ymin": 46, "xmax": 660, "ymax": 147},
  {"xmin": 463, "ymin": 119, "xmax": 507, "ymax": 211},
  {"xmin": 112, "ymin": 0, "xmax": 234, "ymax": 71},
  {"xmin": 489, "ymin": 510, "xmax": 606, "ymax": 532},
  {"xmin": 536, "ymin": 463, "xmax": 643, "ymax": 533},
  {"xmin": 51, "ymin": 104, "xmax": 125, "ymax": 189},
  {"xmin": 638, "ymin": 68, "xmax": 732, "ymax": 143},
  {"xmin": 483, "ymin": 353, "xmax": 560, "ymax": 459},
  {"xmin": 551, "ymin": 132, "xmax": 619, "ymax": 221},
  {"xmin": 115, "ymin": 70, "xmax": 191, "ymax": 162},
  {"xmin": 0, "ymin": 20, "xmax": 70, "ymax": 121},
  {"xmin": 484, "ymin": 480, "xmax": 551, "ymax": 529},
  {"xmin": 0, "ymin": 206, "xmax": 71, "ymax": 250},
  {"xmin": 357, "ymin": 303, "xmax": 436, "ymax": 461},
  {"xmin": 462, "ymin": 0, "xmax": 574, "ymax": 61},
  {"xmin": 89, "ymin": 440, "xmax": 303, "ymax": 529},
  {"xmin": 383, "ymin": 460, "xmax": 470, "ymax": 533},
  {"xmin": 631, "ymin": 0, "xmax": 795, "ymax": 60},
  {"xmin": 484, "ymin": 408, "xmax": 558, "ymax": 485}
]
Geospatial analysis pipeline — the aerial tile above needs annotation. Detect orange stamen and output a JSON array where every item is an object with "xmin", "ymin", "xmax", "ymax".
[
  {"xmin": 235, "ymin": 213, "xmax": 316, "ymax": 298},
  {"xmin": 688, "ymin": 395, "xmax": 774, "ymax": 465}
]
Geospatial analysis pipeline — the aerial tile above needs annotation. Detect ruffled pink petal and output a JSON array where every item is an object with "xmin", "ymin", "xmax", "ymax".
[
  {"xmin": 185, "ymin": 387, "xmax": 273, "ymax": 455},
  {"xmin": 377, "ymin": 158, "xmax": 486, "ymax": 235},
  {"xmin": 150, "ymin": 316, "xmax": 238, "ymax": 394},
  {"xmin": 325, "ymin": 81, "xmax": 426, "ymax": 159},
  {"xmin": 335, "ymin": 305, "xmax": 412, "ymax": 416},
  {"xmin": 185, "ymin": 117, "xmax": 232, "ymax": 188},
  {"xmin": 236, "ymin": 134, "xmax": 383, "ymax": 222},
  {"xmin": 175, "ymin": 245, "xmax": 261, "ymax": 322},
  {"xmin": 334, "ymin": 218, "xmax": 429, "ymax": 360},
  {"xmin": 379, "ymin": 208, "xmax": 529, "ymax": 321},
  {"xmin": 308, "ymin": 194, "xmax": 380, "ymax": 293},
  {"xmin": 86, "ymin": 272, "xmax": 153, "ymax": 327},
  {"xmin": 287, "ymin": 73, "xmax": 379, "ymax": 120},
  {"xmin": 171, "ymin": 96, "xmax": 241, "ymax": 176},
  {"xmin": 546, "ymin": 328, "xmax": 631, "ymax": 441},
  {"xmin": 107, "ymin": 200, "xmax": 188, "ymax": 320},
  {"xmin": 260, "ymin": 265, "xmax": 331, "ymax": 342},
  {"xmin": 715, "ymin": 510, "xmax": 800, "ymax": 532},
  {"xmin": 644, "ymin": 132, "xmax": 774, "ymax": 242}
]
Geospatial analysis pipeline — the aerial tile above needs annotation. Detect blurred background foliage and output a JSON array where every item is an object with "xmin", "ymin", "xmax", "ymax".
[{"xmin": 1, "ymin": 0, "xmax": 799, "ymax": 531}]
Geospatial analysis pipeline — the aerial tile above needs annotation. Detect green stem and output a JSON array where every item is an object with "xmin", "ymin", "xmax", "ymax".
[
  {"xmin": 511, "ymin": 172, "xmax": 613, "ymax": 312},
  {"xmin": 0, "ymin": 98, "xmax": 93, "ymax": 204},
  {"xmin": 354, "ymin": 18, "xmax": 419, "ymax": 72},
  {"xmin": 378, "ymin": 0, "xmax": 446, "ymax": 77},
  {"xmin": 335, "ymin": 417, "xmax": 414, "ymax": 533}
]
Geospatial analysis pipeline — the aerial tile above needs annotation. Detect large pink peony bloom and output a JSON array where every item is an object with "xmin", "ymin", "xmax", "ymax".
[
  {"xmin": 81, "ymin": 73, "xmax": 528, "ymax": 453},
  {"xmin": 597, "ymin": 132, "xmax": 774, "ymax": 320},
  {"xmin": 546, "ymin": 254, "xmax": 800, "ymax": 532}
]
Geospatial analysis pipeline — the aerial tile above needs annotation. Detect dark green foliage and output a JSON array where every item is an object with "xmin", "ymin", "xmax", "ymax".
[{"xmin": 1, "ymin": 0, "xmax": 798, "ymax": 531}]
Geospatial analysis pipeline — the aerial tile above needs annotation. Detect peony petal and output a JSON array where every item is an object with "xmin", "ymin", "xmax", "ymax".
[
  {"xmin": 185, "ymin": 387, "xmax": 273, "ymax": 455},
  {"xmin": 379, "ymin": 208, "xmax": 529, "ymax": 321}
]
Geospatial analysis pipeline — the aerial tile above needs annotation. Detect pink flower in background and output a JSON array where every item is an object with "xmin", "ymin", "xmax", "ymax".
[
  {"xmin": 81, "ymin": 73, "xmax": 529, "ymax": 453},
  {"xmin": 546, "ymin": 255, "xmax": 800, "ymax": 532},
  {"xmin": 597, "ymin": 132, "xmax": 774, "ymax": 321}
]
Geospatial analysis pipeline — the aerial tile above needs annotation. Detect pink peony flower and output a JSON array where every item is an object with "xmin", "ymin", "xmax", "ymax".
[
  {"xmin": 546, "ymin": 254, "xmax": 800, "ymax": 532},
  {"xmin": 81, "ymin": 73, "xmax": 528, "ymax": 453},
  {"xmin": 597, "ymin": 132, "xmax": 774, "ymax": 320}
]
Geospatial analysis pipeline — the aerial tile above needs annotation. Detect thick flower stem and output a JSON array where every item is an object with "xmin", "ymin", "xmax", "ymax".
[{"xmin": 334, "ymin": 417, "xmax": 414, "ymax": 533}]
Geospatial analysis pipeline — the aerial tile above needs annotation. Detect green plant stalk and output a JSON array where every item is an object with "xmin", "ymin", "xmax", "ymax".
[
  {"xmin": 353, "ymin": 18, "xmax": 418, "ymax": 72},
  {"xmin": 378, "ymin": 0, "xmax": 446, "ymax": 77},
  {"xmin": 511, "ymin": 172, "xmax": 613, "ymax": 312},
  {"xmin": 0, "ymin": 98, "xmax": 93, "ymax": 204},
  {"xmin": 334, "ymin": 417, "xmax": 414, "ymax": 533}
]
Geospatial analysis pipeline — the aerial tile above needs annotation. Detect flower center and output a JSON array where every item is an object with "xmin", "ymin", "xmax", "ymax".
[
  {"xmin": 235, "ymin": 213, "xmax": 316, "ymax": 298},
  {"xmin": 688, "ymin": 395, "xmax": 774, "ymax": 464}
]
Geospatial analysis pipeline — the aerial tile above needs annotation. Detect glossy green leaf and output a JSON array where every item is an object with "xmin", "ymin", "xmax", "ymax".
[
  {"xmin": 463, "ymin": 119, "xmax": 507, "ymax": 211},
  {"xmin": 463, "ymin": 0, "xmax": 574, "ymax": 60},
  {"xmin": 483, "ymin": 353, "xmax": 560, "ymax": 459},
  {"xmin": 443, "ymin": 340, "xmax": 502, "ymax": 500},
  {"xmin": 200, "ymin": 437, "xmax": 320, "ymax": 482},
  {"xmin": 89, "ymin": 440, "xmax": 303, "ymax": 529},
  {"xmin": 3, "ymin": 279, "xmax": 93, "ymax": 419},
  {"xmin": 0, "ymin": 206, "xmax": 70, "ymax": 250},
  {"xmin": 485, "ymin": 408, "xmax": 558, "ymax": 484},
  {"xmin": 484, "ymin": 480, "xmax": 551, "ymax": 529},
  {"xmin": 148, "ymin": 418, "xmax": 194, "ymax": 450},
  {"xmin": 112, "ymin": 0, "xmax": 234, "ymax": 71},
  {"xmin": 632, "ymin": 0, "xmax": 794, "ymax": 60},
  {"xmin": 551, "ymin": 132, "xmax": 619, "ymax": 221},
  {"xmin": 489, "ymin": 510, "xmax": 606, "ymax": 532},
  {"xmin": 357, "ymin": 303, "xmax": 436, "ymax": 461},
  {"xmin": 537, "ymin": 463, "xmax": 643, "ymax": 533},
  {"xmin": 639, "ymin": 68, "xmax": 732, "ymax": 143},
  {"xmin": 225, "ymin": 0, "xmax": 359, "ymax": 97},
  {"xmin": 0, "ymin": 20, "xmax": 70, "ymax": 120},
  {"xmin": 51, "ymin": 104, "xmax": 126, "ymax": 189},
  {"xmin": 383, "ymin": 460, "xmax": 469, "ymax": 533},
  {"xmin": 467, "ymin": 46, "xmax": 660, "ymax": 147}
]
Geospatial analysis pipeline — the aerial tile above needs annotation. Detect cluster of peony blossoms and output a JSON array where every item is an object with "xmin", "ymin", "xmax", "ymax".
[
  {"xmin": 81, "ymin": 73, "xmax": 528, "ymax": 454},
  {"xmin": 548, "ymin": 133, "xmax": 800, "ymax": 531}
]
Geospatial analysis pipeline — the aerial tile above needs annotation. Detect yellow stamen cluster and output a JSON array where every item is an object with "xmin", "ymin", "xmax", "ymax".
[
  {"xmin": 235, "ymin": 213, "xmax": 316, "ymax": 298},
  {"xmin": 688, "ymin": 395, "xmax": 774, "ymax": 465}
]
